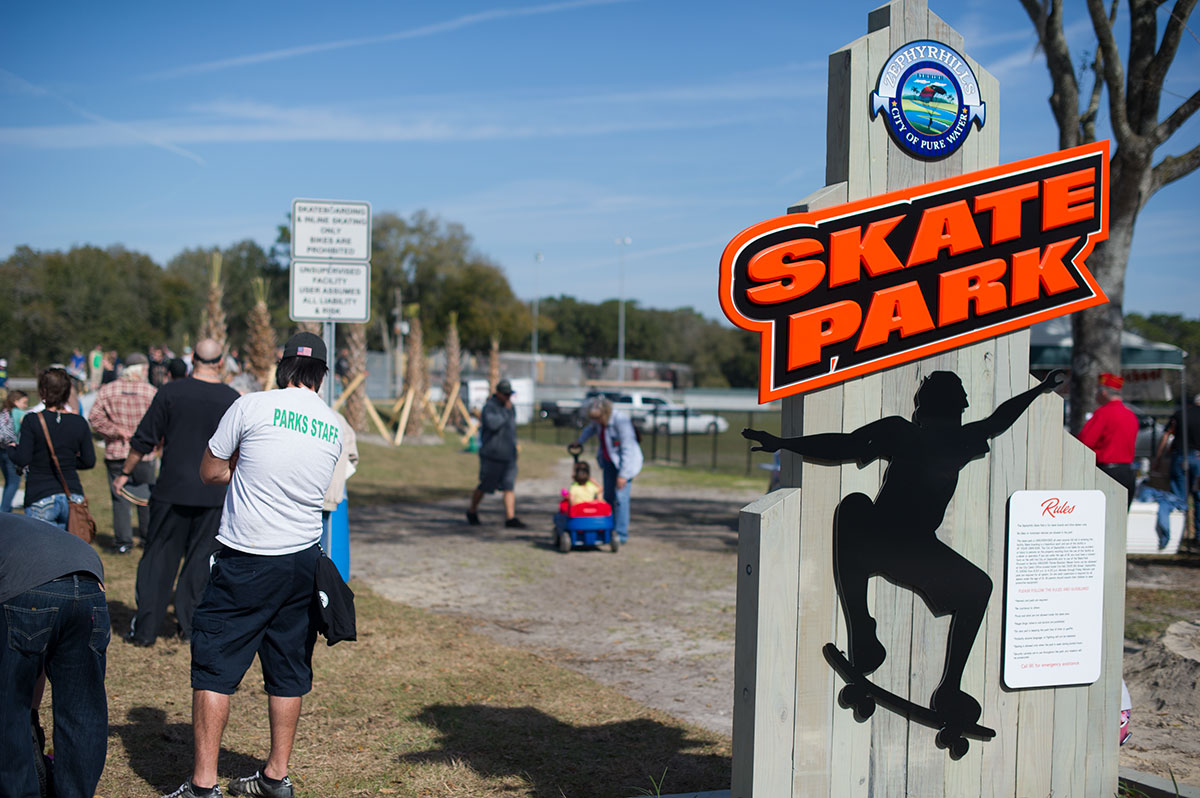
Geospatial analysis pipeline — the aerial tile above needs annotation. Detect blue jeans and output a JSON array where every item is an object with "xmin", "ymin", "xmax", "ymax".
[
  {"xmin": 600, "ymin": 460, "xmax": 633, "ymax": 543},
  {"xmin": 1137, "ymin": 484, "xmax": 1187, "ymax": 549},
  {"xmin": 1169, "ymin": 451, "xmax": 1200, "ymax": 539},
  {"xmin": 0, "ymin": 447, "xmax": 19, "ymax": 513},
  {"xmin": 0, "ymin": 574, "xmax": 110, "ymax": 797},
  {"xmin": 26, "ymin": 492, "xmax": 85, "ymax": 531}
]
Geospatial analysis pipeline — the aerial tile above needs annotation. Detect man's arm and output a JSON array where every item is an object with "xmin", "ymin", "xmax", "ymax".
[
  {"xmin": 1154, "ymin": 417, "xmax": 1176, "ymax": 462},
  {"xmin": 87, "ymin": 392, "xmax": 121, "ymax": 442},
  {"xmin": 576, "ymin": 421, "xmax": 597, "ymax": 446},
  {"xmin": 200, "ymin": 447, "xmax": 238, "ymax": 486},
  {"xmin": 110, "ymin": 450, "xmax": 145, "ymax": 493}
]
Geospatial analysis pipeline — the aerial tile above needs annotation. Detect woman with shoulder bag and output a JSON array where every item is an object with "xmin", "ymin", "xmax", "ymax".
[{"xmin": 9, "ymin": 367, "xmax": 96, "ymax": 531}]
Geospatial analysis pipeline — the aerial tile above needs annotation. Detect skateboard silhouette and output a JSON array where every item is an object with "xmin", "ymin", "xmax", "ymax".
[{"xmin": 824, "ymin": 644, "xmax": 995, "ymax": 759}]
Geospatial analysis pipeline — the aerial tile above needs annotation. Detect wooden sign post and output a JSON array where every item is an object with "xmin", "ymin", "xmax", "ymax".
[{"xmin": 728, "ymin": 2, "xmax": 1126, "ymax": 796}]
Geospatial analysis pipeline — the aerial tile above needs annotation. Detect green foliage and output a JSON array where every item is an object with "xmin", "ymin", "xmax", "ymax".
[
  {"xmin": 536, "ymin": 296, "xmax": 758, "ymax": 387},
  {"xmin": 0, "ymin": 245, "xmax": 175, "ymax": 370},
  {"xmin": 0, "ymin": 209, "xmax": 756, "ymax": 387},
  {"xmin": 165, "ymin": 239, "xmax": 286, "ymax": 352},
  {"xmin": 370, "ymin": 211, "xmax": 529, "ymax": 352},
  {"xmin": 1125, "ymin": 313, "xmax": 1200, "ymax": 395}
]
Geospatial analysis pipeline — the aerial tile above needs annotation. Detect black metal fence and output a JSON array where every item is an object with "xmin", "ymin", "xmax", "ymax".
[{"xmin": 523, "ymin": 408, "xmax": 781, "ymax": 476}]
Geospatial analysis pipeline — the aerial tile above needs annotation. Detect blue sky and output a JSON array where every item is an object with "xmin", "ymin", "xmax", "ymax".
[{"xmin": 2, "ymin": 0, "xmax": 1197, "ymax": 322}]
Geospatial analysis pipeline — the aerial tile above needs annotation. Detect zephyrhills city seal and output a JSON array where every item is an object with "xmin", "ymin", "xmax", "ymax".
[{"xmin": 871, "ymin": 39, "xmax": 985, "ymax": 161}]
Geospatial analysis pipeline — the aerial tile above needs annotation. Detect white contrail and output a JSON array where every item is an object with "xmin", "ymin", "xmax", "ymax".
[
  {"xmin": 0, "ymin": 68, "xmax": 206, "ymax": 166},
  {"xmin": 144, "ymin": 0, "xmax": 636, "ymax": 80}
]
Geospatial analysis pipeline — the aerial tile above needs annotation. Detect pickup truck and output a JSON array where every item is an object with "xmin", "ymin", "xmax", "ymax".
[
  {"xmin": 538, "ymin": 390, "xmax": 669, "ymax": 428},
  {"xmin": 540, "ymin": 390, "xmax": 730, "ymax": 435},
  {"xmin": 587, "ymin": 390, "xmax": 730, "ymax": 435}
]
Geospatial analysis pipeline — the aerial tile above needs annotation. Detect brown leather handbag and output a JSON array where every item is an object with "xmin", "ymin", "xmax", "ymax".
[{"xmin": 36, "ymin": 412, "xmax": 97, "ymax": 543}]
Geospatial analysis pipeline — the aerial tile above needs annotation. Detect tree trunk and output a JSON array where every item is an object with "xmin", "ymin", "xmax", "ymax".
[
  {"xmin": 488, "ymin": 335, "xmax": 501, "ymax": 395},
  {"xmin": 245, "ymin": 293, "xmax": 276, "ymax": 390},
  {"xmin": 1067, "ymin": 147, "xmax": 1149, "ymax": 431},
  {"xmin": 404, "ymin": 307, "xmax": 426, "ymax": 437},
  {"xmin": 200, "ymin": 252, "xmax": 227, "ymax": 352},
  {"xmin": 443, "ymin": 312, "xmax": 462, "ymax": 427},
  {"xmin": 343, "ymin": 323, "xmax": 368, "ymax": 433}
]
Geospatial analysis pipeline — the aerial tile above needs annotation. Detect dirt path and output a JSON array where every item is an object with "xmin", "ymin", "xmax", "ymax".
[
  {"xmin": 351, "ymin": 472, "xmax": 751, "ymax": 736},
  {"xmin": 350, "ymin": 470, "xmax": 1200, "ymax": 785}
]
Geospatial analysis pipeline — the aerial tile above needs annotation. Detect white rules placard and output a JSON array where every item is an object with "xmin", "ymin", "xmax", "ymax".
[{"xmin": 1003, "ymin": 489, "xmax": 1106, "ymax": 689}]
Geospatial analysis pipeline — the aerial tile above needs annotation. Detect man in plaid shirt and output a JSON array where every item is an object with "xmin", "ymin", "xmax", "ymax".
[{"xmin": 89, "ymin": 352, "xmax": 157, "ymax": 553}]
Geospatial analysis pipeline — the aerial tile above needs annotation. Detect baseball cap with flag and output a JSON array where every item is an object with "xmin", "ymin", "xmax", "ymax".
[{"xmin": 282, "ymin": 332, "xmax": 327, "ymax": 364}]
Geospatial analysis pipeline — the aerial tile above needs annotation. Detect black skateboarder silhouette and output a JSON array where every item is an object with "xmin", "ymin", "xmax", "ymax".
[{"xmin": 744, "ymin": 369, "xmax": 1063, "ymax": 740}]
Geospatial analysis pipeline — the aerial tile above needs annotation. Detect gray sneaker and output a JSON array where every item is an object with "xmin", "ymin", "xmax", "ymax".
[
  {"xmin": 227, "ymin": 771, "xmax": 294, "ymax": 798},
  {"xmin": 161, "ymin": 783, "xmax": 223, "ymax": 798}
]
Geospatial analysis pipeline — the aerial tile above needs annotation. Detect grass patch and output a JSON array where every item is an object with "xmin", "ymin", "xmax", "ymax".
[
  {"xmin": 60, "ymin": 445, "xmax": 730, "ymax": 797},
  {"xmin": 1124, "ymin": 582, "xmax": 1200, "ymax": 643},
  {"xmin": 640, "ymin": 463, "xmax": 765, "ymax": 494},
  {"xmin": 349, "ymin": 434, "xmax": 567, "ymax": 506}
]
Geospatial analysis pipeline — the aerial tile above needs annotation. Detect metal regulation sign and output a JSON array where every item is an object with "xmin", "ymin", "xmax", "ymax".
[
  {"xmin": 290, "ymin": 260, "xmax": 371, "ymax": 323},
  {"xmin": 289, "ymin": 197, "xmax": 371, "ymax": 323}
]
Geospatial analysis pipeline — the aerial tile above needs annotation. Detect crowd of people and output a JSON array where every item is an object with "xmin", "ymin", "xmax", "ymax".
[{"xmin": 0, "ymin": 334, "xmax": 357, "ymax": 798}]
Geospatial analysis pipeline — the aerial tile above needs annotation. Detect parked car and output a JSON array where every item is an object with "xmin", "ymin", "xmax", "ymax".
[{"xmin": 539, "ymin": 399, "xmax": 585, "ymax": 427}]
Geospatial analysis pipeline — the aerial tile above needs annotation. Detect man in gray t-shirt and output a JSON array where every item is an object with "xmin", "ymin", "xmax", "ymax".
[
  {"xmin": 0, "ymin": 514, "xmax": 109, "ymax": 797},
  {"xmin": 160, "ymin": 332, "xmax": 339, "ymax": 798}
]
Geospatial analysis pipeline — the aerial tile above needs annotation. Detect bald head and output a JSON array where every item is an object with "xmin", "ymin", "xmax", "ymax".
[
  {"xmin": 195, "ymin": 339, "xmax": 222, "ymax": 362},
  {"xmin": 192, "ymin": 338, "xmax": 224, "ymax": 381}
]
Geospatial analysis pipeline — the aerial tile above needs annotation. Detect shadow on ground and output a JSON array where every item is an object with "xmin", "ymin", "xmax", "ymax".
[
  {"xmin": 109, "ymin": 707, "xmax": 260, "ymax": 793},
  {"xmin": 401, "ymin": 703, "xmax": 730, "ymax": 798}
]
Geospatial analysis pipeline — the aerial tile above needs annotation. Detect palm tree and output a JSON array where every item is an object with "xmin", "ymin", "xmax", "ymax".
[
  {"xmin": 244, "ymin": 277, "xmax": 276, "ymax": 388},
  {"xmin": 343, "ymin": 323, "xmax": 368, "ymax": 433},
  {"xmin": 442, "ymin": 311, "xmax": 462, "ymax": 427},
  {"xmin": 199, "ymin": 251, "xmax": 227, "ymax": 351},
  {"xmin": 404, "ymin": 304, "xmax": 426, "ymax": 437},
  {"xmin": 488, "ymin": 334, "xmax": 500, "ymax": 395}
]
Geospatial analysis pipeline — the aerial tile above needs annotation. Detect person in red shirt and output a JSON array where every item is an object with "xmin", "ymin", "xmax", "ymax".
[{"xmin": 1078, "ymin": 372, "xmax": 1139, "ymax": 506}]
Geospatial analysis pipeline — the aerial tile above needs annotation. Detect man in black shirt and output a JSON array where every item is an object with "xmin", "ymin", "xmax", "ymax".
[
  {"xmin": 113, "ymin": 338, "xmax": 239, "ymax": 646},
  {"xmin": 0, "ymin": 513, "xmax": 108, "ymax": 796}
]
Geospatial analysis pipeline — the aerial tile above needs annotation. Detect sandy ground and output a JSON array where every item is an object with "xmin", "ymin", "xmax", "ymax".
[
  {"xmin": 350, "ymin": 468, "xmax": 1200, "ymax": 786},
  {"xmin": 1121, "ymin": 564, "xmax": 1200, "ymax": 786}
]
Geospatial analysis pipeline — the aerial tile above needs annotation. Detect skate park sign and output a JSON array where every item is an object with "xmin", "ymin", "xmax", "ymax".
[
  {"xmin": 729, "ymin": 2, "xmax": 1129, "ymax": 795},
  {"xmin": 719, "ymin": 141, "xmax": 1110, "ymax": 403}
]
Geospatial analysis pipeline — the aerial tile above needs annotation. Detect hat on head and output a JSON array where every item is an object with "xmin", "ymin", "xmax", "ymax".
[
  {"xmin": 1099, "ymin": 373, "xmax": 1124, "ymax": 390},
  {"xmin": 124, "ymin": 352, "xmax": 149, "ymax": 367},
  {"xmin": 283, "ymin": 332, "xmax": 327, "ymax": 364},
  {"xmin": 496, "ymin": 379, "xmax": 514, "ymax": 395}
]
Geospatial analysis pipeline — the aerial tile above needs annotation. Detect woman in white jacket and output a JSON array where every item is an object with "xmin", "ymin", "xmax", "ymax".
[{"xmin": 577, "ymin": 397, "xmax": 643, "ymax": 544}]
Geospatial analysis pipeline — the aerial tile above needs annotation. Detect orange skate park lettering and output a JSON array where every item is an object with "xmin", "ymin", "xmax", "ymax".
[{"xmin": 719, "ymin": 141, "xmax": 1110, "ymax": 402}]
